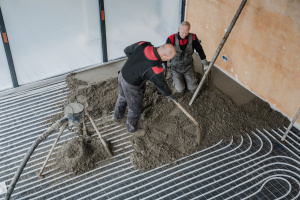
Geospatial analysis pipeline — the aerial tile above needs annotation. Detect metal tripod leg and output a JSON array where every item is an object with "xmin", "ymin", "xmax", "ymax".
[
  {"xmin": 38, "ymin": 123, "xmax": 67, "ymax": 178},
  {"xmin": 86, "ymin": 112, "xmax": 113, "ymax": 157}
]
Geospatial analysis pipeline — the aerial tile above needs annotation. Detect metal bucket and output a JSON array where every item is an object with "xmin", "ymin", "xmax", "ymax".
[{"xmin": 64, "ymin": 103, "xmax": 84, "ymax": 125}]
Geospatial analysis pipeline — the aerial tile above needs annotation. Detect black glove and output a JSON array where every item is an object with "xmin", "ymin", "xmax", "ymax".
[{"xmin": 167, "ymin": 95, "xmax": 178, "ymax": 103}]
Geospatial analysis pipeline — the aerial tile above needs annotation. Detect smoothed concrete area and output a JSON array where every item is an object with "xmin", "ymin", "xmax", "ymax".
[
  {"xmin": 75, "ymin": 60, "xmax": 126, "ymax": 84},
  {"xmin": 211, "ymin": 66, "xmax": 255, "ymax": 106},
  {"xmin": 193, "ymin": 53, "xmax": 255, "ymax": 106}
]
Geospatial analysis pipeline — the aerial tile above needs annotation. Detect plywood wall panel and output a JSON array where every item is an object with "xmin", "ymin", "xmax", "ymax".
[{"xmin": 186, "ymin": 0, "xmax": 300, "ymax": 123}]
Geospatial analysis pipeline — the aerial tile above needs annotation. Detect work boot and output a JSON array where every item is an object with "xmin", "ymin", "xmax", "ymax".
[
  {"xmin": 189, "ymin": 88, "xmax": 197, "ymax": 94},
  {"xmin": 129, "ymin": 129, "xmax": 145, "ymax": 137},
  {"xmin": 174, "ymin": 91, "xmax": 185, "ymax": 98},
  {"xmin": 113, "ymin": 117, "xmax": 121, "ymax": 122},
  {"xmin": 112, "ymin": 117, "xmax": 125, "ymax": 124}
]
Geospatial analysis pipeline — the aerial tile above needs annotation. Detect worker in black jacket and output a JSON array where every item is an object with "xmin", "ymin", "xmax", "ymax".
[
  {"xmin": 164, "ymin": 21, "xmax": 209, "ymax": 94},
  {"xmin": 113, "ymin": 41, "xmax": 177, "ymax": 133}
]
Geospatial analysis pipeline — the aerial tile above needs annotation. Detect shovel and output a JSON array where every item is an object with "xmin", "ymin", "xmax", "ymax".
[{"xmin": 172, "ymin": 100, "xmax": 204, "ymax": 145}]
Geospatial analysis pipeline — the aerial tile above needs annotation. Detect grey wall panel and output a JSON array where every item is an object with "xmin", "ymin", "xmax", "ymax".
[
  {"xmin": 0, "ymin": 34, "xmax": 13, "ymax": 90},
  {"xmin": 0, "ymin": 0, "xmax": 102, "ymax": 85},
  {"xmin": 104, "ymin": 0, "xmax": 181, "ymax": 60}
]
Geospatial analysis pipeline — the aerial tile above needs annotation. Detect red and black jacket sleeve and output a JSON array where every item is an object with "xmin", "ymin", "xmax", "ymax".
[
  {"xmin": 144, "ymin": 67, "xmax": 172, "ymax": 96},
  {"xmin": 124, "ymin": 41, "xmax": 147, "ymax": 57},
  {"xmin": 166, "ymin": 34, "xmax": 175, "ymax": 45},
  {"xmin": 193, "ymin": 34, "xmax": 206, "ymax": 60}
]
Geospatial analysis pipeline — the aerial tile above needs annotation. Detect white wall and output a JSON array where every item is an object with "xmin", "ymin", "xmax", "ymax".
[
  {"xmin": 105, "ymin": 0, "xmax": 181, "ymax": 60},
  {"xmin": 0, "ymin": 0, "xmax": 102, "ymax": 85},
  {"xmin": 0, "ymin": 0, "xmax": 181, "ymax": 90}
]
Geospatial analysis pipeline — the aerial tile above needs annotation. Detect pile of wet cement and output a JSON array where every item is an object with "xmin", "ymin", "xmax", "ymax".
[
  {"xmin": 55, "ymin": 137, "xmax": 108, "ymax": 175},
  {"xmin": 51, "ymin": 73, "xmax": 289, "ymax": 173}
]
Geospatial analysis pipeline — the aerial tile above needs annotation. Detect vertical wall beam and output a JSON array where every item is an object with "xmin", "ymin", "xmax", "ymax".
[
  {"xmin": 0, "ymin": 7, "xmax": 18, "ymax": 87},
  {"xmin": 99, "ymin": 0, "xmax": 108, "ymax": 62},
  {"xmin": 181, "ymin": 0, "xmax": 186, "ymax": 22}
]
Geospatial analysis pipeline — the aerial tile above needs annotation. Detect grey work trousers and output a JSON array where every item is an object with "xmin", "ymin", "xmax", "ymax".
[
  {"xmin": 114, "ymin": 72, "xmax": 146, "ymax": 133},
  {"xmin": 170, "ymin": 64, "xmax": 198, "ymax": 92}
]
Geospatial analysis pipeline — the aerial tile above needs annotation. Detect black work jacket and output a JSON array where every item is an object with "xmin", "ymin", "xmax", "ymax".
[{"xmin": 121, "ymin": 41, "xmax": 172, "ymax": 96}]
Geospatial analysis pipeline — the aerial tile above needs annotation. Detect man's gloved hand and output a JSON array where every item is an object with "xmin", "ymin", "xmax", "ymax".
[
  {"xmin": 167, "ymin": 95, "xmax": 178, "ymax": 103},
  {"xmin": 162, "ymin": 62, "xmax": 167, "ymax": 71},
  {"xmin": 201, "ymin": 59, "xmax": 210, "ymax": 71}
]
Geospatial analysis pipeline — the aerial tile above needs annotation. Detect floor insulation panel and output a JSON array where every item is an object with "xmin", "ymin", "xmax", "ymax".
[{"xmin": 0, "ymin": 81, "xmax": 299, "ymax": 199}]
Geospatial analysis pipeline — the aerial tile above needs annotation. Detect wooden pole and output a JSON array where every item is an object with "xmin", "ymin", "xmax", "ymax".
[
  {"xmin": 173, "ymin": 100, "xmax": 204, "ymax": 145},
  {"xmin": 281, "ymin": 107, "xmax": 300, "ymax": 142},
  {"xmin": 173, "ymin": 101, "xmax": 199, "ymax": 126},
  {"xmin": 189, "ymin": 0, "xmax": 248, "ymax": 106}
]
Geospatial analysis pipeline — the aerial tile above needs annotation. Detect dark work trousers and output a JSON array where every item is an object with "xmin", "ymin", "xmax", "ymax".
[
  {"xmin": 170, "ymin": 64, "xmax": 198, "ymax": 92},
  {"xmin": 114, "ymin": 72, "xmax": 146, "ymax": 133}
]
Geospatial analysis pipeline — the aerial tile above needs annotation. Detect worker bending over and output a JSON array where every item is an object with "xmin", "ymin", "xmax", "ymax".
[
  {"xmin": 164, "ymin": 21, "xmax": 209, "ymax": 95},
  {"xmin": 114, "ymin": 41, "xmax": 177, "ymax": 133}
]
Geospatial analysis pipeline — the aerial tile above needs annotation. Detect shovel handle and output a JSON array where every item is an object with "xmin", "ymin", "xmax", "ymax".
[{"xmin": 173, "ymin": 100, "xmax": 199, "ymax": 126}]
